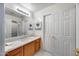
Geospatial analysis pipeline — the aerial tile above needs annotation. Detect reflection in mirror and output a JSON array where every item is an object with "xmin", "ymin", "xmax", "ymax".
[
  {"xmin": 11, "ymin": 20, "xmax": 18, "ymax": 37},
  {"xmin": 4, "ymin": 7, "xmax": 27, "ymax": 39}
]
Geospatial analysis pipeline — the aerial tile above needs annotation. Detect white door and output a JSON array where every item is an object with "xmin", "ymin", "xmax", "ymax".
[{"xmin": 44, "ymin": 7, "xmax": 76, "ymax": 56}]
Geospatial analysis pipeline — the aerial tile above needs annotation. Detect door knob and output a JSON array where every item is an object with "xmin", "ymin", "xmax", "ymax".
[{"xmin": 45, "ymin": 32, "xmax": 49, "ymax": 35}]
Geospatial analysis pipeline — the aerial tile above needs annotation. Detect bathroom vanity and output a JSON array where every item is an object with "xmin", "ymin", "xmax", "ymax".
[
  {"xmin": 4, "ymin": 3, "xmax": 42, "ymax": 56},
  {"xmin": 5, "ymin": 37, "xmax": 41, "ymax": 56}
]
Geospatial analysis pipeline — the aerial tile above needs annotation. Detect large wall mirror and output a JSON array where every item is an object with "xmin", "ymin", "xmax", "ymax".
[{"xmin": 5, "ymin": 7, "xmax": 26, "ymax": 39}]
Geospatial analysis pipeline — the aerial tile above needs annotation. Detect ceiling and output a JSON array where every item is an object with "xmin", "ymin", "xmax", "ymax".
[{"xmin": 20, "ymin": 3, "xmax": 54, "ymax": 12}]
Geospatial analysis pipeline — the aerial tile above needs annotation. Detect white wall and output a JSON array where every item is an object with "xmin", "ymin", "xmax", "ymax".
[
  {"xmin": 0, "ymin": 3, "xmax": 4, "ymax": 56},
  {"xmin": 34, "ymin": 3, "xmax": 76, "ymax": 49},
  {"xmin": 22, "ymin": 17, "xmax": 34, "ymax": 35},
  {"xmin": 76, "ymin": 4, "xmax": 79, "ymax": 48}
]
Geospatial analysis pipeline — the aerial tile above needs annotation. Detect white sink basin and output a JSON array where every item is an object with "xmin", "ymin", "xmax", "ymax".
[{"xmin": 5, "ymin": 40, "xmax": 22, "ymax": 46}]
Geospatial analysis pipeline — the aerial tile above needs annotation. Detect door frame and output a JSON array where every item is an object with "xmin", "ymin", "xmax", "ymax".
[
  {"xmin": 43, "ymin": 13, "xmax": 54, "ymax": 55},
  {"xmin": 43, "ymin": 13, "xmax": 52, "ymax": 46}
]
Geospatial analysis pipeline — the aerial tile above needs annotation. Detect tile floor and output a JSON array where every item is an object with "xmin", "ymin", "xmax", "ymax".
[{"xmin": 34, "ymin": 49, "xmax": 52, "ymax": 56}]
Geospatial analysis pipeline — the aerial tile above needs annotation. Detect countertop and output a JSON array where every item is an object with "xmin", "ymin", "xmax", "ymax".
[{"xmin": 5, "ymin": 36, "xmax": 41, "ymax": 53}]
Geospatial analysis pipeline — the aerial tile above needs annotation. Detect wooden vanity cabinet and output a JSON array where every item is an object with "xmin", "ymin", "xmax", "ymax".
[
  {"xmin": 6, "ymin": 47, "xmax": 23, "ymax": 56},
  {"xmin": 23, "ymin": 38, "xmax": 41, "ymax": 56}
]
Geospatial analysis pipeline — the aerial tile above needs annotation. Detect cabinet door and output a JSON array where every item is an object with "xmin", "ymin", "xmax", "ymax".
[
  {"xmin": 35, "ymin": 38, "xmax": 41, "ymax": 52},
  {"xmin": 6, "ymin": 47, "xmax": 23, "ymax": 56},
  {"xmin": 23, "ymin": 41, "xmax": 35, "ymax": 56}
]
